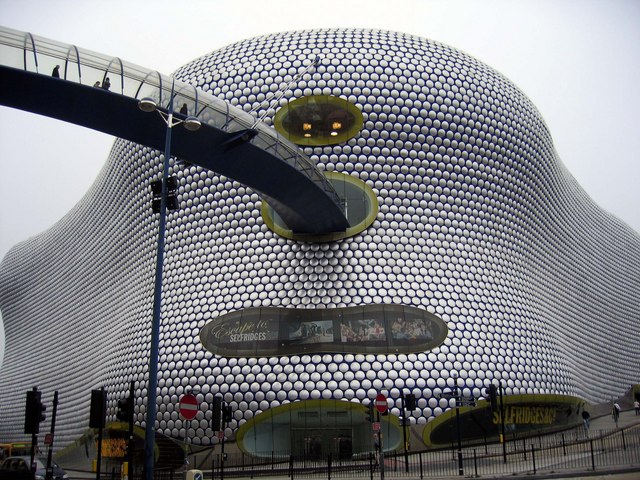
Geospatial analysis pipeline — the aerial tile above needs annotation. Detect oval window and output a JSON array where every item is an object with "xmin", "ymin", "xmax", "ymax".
[
  {"xmin": 199, "ymin": 304, "xmax": 449, "ymax": 357},
  {"xmin": 262, "ymin": 171, "xmax": 379, "ymax": 242},
  {"xmin": 274, "ymin": 95, "xmax": 363, "ymax": 146}
]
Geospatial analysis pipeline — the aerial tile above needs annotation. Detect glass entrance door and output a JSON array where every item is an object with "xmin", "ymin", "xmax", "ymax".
[{"xmin": 291, "ymin": 428, "xmax": 353, "ymax": 459}]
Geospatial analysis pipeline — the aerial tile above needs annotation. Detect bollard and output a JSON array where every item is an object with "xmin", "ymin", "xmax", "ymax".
[{"xmin": 185, "ymin": 470, "xmax": 203, "ymax": 480}]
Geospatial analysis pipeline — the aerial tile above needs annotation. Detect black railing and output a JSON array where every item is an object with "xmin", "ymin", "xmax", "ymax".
[
  {"xmin": 199, "ymin": 426, "xmax": 640, "ymax": 479},
  {"xmin": 67, "ymin": 425, "xmax": 640, "ymax": 480}
]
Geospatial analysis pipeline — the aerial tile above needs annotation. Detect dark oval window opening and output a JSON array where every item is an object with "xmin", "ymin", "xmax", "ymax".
[{"xmin": 274, "ymin": 95, "xmax": 363, "ymax": 146}]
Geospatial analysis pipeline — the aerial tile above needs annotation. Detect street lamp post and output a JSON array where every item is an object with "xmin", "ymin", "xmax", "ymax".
[
  {"xmin": 499, "ymin": 381, "xmax": 507, "ymax": 464},
  {"xmin": 401, "ymin": 394, "xmax": 408, "ymax": 473},
  {"xmin": 138, "ymin": 82, "xmax": 200, "ymax": 480},
  {"xmin": 452, "ymin": 373, "xmax": 463, "ymax": 476}
]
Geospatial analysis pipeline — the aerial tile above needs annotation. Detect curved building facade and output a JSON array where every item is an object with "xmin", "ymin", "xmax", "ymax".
[{"xmin": 1, "ymin": 28, "xmax": 639, "ymax": 450}]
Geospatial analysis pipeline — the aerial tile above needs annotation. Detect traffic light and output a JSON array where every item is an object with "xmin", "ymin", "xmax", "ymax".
[
  {"xmin": 90, "ymin": 389, "xmax": 107, "ymax": 429},
  {"xmin": 166, "ymin": 176, "xmax": 179, "ymax": 210},
  {"xmin": 24, "ymin": 388, "xmax": 46, "ymax": 434},
  {"xmin": 117, "ymin": 395, "xmax": 133, "ymax": 423},
  {"xmin": 212, "ymin": 396, "xmax": 222, "ymax": 431},
  {"xmin": 151, "ymin": 176, "xmax": 179, "ymax": 213},
  {"xmin": 487, "ymin": 384, "xmax": 498, "ymax": 412},
  {"xmin": 365, "ymin": 402, "xmax": 374, "ymax": 423},
  {"xmin": 222, "ymin": 405, "xmax": 233, "ymax": 423},
  {"xmin": 405, "ymin": 393, "xmax": 416, "ymax": 411}
]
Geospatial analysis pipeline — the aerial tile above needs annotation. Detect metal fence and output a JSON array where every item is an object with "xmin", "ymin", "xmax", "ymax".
[
  {"xmin": 73, "ymin": 426, "xmax": 639, "ymax": 480},
  {"xmin": 198, "ymin": 426, "xmax": 640, "ymax": 479}
]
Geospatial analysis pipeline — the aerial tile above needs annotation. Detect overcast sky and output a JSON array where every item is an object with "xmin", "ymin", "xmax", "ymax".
[{"xmin": 1, "ymin": 0, "xmax": 639, "ymax": 361}]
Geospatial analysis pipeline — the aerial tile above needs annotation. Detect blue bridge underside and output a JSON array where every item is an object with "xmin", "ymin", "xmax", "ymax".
[{"xmin": 0, "ymin": 65, "xmax": 350, "ymax": 234}]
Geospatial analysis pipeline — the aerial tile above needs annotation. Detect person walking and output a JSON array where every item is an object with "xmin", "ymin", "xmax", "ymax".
[
  {"xmin": 612, "ymin": 403, "xmax": 621, "ymax": 428},
  {"xmin": 581, "ymin": 409, "xmax": 590, "ymax": 432},
  {"xmin": 634, "ymin": 399, "xmax": 639, "ymax": 416}
]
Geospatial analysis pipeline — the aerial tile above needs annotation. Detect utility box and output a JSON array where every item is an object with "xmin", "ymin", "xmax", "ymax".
[{"xmin": 186, "ymin": 470, "xmax": 203, "ymax": 480}]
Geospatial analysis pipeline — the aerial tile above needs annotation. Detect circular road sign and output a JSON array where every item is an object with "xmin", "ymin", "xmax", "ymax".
[
  {"xmin": 179, "ymin": 393, "xmax": 199, "ymax": 420},
  {"xmin": 375, "ymin": 393, "xmax": 388, "ymax": 413}
]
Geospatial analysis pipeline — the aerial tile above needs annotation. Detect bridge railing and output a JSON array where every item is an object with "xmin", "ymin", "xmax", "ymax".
[{"xmin": 0, "ymin": 26, "xmax": 342, "ymax": 206}]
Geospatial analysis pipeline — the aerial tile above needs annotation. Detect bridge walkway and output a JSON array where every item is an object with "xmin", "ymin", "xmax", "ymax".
[{"xmin": 0, "ymin": 26, "xmax": 349, "ymax": 234}]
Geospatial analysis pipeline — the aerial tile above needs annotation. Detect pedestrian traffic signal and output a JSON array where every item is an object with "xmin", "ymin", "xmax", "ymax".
[
  {"xmin": 487, "ymin": 384, "xmax": 498, "ymax": 412},
  {"xmin": 24, "ymin": 388, "xmax": 46, "ymax": 434},
  {"xmin": 117, "ymin": 395, "xmax": 133, "ymax": 423}
]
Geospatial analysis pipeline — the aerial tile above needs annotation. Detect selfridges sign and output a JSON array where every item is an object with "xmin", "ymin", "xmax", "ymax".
[
  {"xmin": 200, "ymin": 304, "xmax": 448, "ymax": 357},
  {"xmin": 422, "ymin": 394, "xmax": 586, "ymax": 447},
  {"xmin": 493, "ymin": 406, "xmax": 557, "ymax": 425}
]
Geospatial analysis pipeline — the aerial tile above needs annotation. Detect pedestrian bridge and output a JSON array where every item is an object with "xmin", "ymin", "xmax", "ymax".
[{"xmin": 0, "ymin": 26, "xmax": 350, "ymax": 235}]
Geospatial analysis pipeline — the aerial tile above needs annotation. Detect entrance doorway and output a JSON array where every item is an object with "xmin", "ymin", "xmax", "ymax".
[
  {"xmin": 291, "ymin": 427, "xmax": 353, "ymax": 459},
  {"xmin": 236, "ymin": 399, "xmax": 402, "ymax": 458}
]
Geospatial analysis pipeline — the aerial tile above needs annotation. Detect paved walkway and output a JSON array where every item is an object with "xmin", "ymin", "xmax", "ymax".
[{"xmin": 588, "ymin": 407, "xmax": 640, "ymax": 431}]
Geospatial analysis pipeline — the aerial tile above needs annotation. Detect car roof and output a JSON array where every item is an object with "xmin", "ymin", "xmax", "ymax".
[{"xmin": 4, "ymin": 456, "xmax": 45, "ymax": 466}]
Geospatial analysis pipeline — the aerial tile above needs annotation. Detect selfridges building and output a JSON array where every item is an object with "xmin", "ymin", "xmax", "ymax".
[{"xmin": 1, "ymin": 28, "xmax": 639, "ymax": 452}]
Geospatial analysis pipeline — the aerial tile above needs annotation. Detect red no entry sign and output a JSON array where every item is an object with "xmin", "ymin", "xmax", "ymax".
[
  {"xmin": 179, "ymin": 393, "xmax": 198, "ymax": 420},
  {"xmin": 375, "ymin": 393, "xmax": 388, "ymax": 413}
]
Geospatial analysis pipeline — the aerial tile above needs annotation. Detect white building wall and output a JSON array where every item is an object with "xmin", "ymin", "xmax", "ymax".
[{"xmin": 1, "ymin": 28, "xmax": 639, "ymax": 448}]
